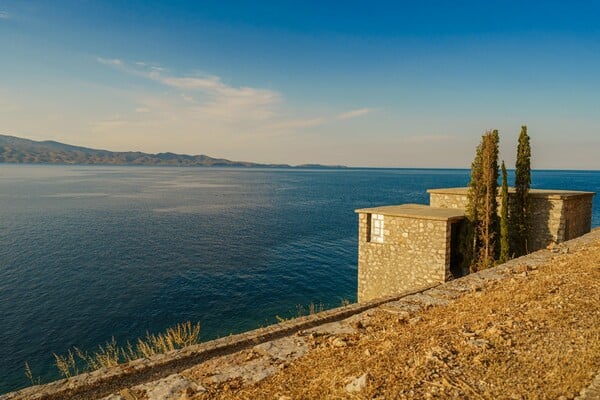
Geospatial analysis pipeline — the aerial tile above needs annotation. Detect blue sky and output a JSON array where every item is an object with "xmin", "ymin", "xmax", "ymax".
[{"xmin": 1, "ymin": 1, "xmax": 599, "ymax": 168}]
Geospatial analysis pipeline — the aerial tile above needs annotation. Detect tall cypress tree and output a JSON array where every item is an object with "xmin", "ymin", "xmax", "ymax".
[
  {"xmin": 467, "ymin": 130, "xmax": 500, "ymax": 271},
  {"xmin": 513, "ymin": 126, "xmax": 531, "ymax": 256},
  {"xmin": 466, "ymin": 139, "xmax": 483, "ymax": 272},
  {"xmin": 480, "ymin": 130, "xmax": 500, "ymax": 268},
  {"xmin": 499, "ymin": 160, "xmax": 510, "ymax": 263}
]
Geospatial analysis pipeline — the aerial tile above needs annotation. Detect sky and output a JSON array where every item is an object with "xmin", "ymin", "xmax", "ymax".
[{"xmin": 0, "ymin": 1, "xmax": 599, "ymax": 168}]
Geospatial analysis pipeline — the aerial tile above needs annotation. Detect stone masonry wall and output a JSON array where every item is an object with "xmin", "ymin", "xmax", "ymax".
[
  {"xmin": 357, "ymin": 213, "xmax": 450, "ymax": 302},
  {"xmin": 563, "ymin": 196, "xmax": 593, "ymax": 241},
  {"xmin": 430, "ymin": 193, "xmax": 469, "ymax": 209},
  {"xmin": 529, "ymin": 197, "xmax": 564, "ymax": 251},
  {"xmin": 430, "ymin": 191, "xmax": 594, "ymax": 252}
]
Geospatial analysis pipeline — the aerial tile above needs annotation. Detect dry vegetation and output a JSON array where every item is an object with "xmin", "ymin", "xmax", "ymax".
[
  {"xmin": 51, "ymin": 321, "xmax": 200, "ymax": 378},
  {"xmin": 192, "ymin": 242, "xmax": 600, "ymax": 399},
  {"xmin": 275, "ymin": 302, "xmax": 325, "ymax": 323}
]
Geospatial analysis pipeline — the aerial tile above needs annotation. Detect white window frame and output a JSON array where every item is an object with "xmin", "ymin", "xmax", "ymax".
[{"xmin": 370, "ymin": 213, "xmax": 384, "ymax": 243}]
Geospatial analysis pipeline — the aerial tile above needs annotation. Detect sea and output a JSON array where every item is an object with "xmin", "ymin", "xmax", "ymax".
[{"xmin": 1, "ymin": 165, "xmax": 599, "ymax": 393}]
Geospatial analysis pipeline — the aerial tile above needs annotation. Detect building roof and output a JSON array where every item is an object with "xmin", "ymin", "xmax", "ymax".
[
  {"xmin": 427, "ymin": 187, "xmax": 595, "ymax": 199},
  {"xmin": 355, "ymin": 203, "xmax": 465, "ymax": 221}
]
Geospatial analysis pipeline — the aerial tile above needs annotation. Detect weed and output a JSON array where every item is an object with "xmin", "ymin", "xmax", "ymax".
[
  {"xmin": 53, "ymin": 350, "xmax": 78, "ymax": 379},
  {"xmin": 45, "ymin": 321, "xmax": 200, "ymax": 380},
  {"xmin": 276, "ymin": 301, "xmax": 326, "ymax": 323},
  {"xmin": 308, "ymin": 302, "xmax": 324, "ymax": 315},
  {"xmin": 275, "ymin": 315, "xmax": 287, "ymax": 323},
  {"xmin": 24, "ymin": 362, "xmax": 40, "ymax": 385}
]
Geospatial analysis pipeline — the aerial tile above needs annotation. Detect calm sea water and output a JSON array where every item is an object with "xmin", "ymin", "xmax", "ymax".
[{"xmin": 0, "ymin": 165, "xmax": 598, "ymax": 393}]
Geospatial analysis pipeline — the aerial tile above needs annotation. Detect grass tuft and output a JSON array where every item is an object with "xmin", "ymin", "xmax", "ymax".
[
  {"xmin": 35, "ymin": 321, "xmax": 200, "ymax": 381},
  {"xmin": 53, "ymin": 350, "xmax": 78, "ymax": 378},
  {"xmin": 24, "ymin": 362, "xmax": 40, "ymax": 386},
  {"xmin": 275, "ymin": 301, "xmax": 326, "ymax": 323}
]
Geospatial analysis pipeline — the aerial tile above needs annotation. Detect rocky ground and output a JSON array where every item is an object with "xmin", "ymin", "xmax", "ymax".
[{"xmin": 103, "ymin": 233, "xmax": 600, "ymax": 400}]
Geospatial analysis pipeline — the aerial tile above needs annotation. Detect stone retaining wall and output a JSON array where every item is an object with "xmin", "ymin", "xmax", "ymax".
[{"xmin": 0, "ymin": 286, "xmax": 438, "ymax": 400}]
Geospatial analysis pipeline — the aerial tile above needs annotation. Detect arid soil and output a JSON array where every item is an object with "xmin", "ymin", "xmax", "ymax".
[{"xmin": 189, "ymin": 241, "xmax": 600, "ymax": 399}]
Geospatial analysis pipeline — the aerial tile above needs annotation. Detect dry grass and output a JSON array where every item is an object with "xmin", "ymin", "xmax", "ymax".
[
  {"xmin": 23, "ymin": 362, "xmax": 40, "ymax": 386},
  {"xmin": 275, "ymin": 302, "xmax": 325, "ymax": 323},
  {"xmin": 51, "ymin": 321, "xmax": 200, "ymax": 379},
  {"xmin": 193, "ymin": 242, "xmax": 600, "ymax": 399}
]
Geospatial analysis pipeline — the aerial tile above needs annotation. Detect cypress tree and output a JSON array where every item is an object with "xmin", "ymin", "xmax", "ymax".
[
  {"xmin": 513, "ymin": 126, "xmax": 531, "ymax": 256},
  {"xmin": 480, "ymin": 130, "xmax": 500, "ymax": 268},
  {"xmin": 467, "ymin": 130, "xmax": 500, "ymax": 271},
  {"xmin": 466, "ymin": 140, "xmax": 483, "ymax": 272},
  {"xmin": 499, "ymin": 160, "xmax": 510, "ymax": 263}
]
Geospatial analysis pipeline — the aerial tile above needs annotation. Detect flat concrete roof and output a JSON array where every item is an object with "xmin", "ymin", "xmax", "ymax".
[
  {"xmin": 355, "ymin": 203, "xmax": 465, "ymax": 221},
  {"xmin": 427, "ymin": 187, "xmax": 595, "ymax": 199}
]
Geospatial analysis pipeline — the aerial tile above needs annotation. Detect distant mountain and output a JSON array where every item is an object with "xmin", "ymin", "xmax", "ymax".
[{"xmin": 0, "ymin": 134, "xmax": 345, "ymax": 168}]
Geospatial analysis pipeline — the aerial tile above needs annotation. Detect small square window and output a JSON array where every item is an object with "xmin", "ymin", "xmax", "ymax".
[{"xmin": 369, "ymin": 214, "xmax": 384, "ymax": 243}]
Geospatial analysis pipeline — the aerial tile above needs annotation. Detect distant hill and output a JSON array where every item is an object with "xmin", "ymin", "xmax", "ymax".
[{"xmin": 0, "ymin": 134, "xmax": 344, "ymax": 168}]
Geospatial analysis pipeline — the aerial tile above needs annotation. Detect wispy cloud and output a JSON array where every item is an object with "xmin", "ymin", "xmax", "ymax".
[
  {"xmin": 336, "ymin": 108, "xmax": 374, "ymax": 120},
  {"xmin": 97, "ymin": 57, "xmax": 280, "ymax": 121},
  {"xmin": 0, "ymin": 11, "xmax": 10, "ymax": 19},
  {"xmin": 97, "ymin": 57, "xmax": 123, "ymax": 67},
  {"xmin": 93, "ymin": 57, "xmax": 375, "ymax": 160}
]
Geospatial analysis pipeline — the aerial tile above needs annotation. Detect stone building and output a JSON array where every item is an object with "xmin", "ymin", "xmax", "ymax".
[
  {"xmin": 429, "ymin": 188, "xmax": 595, "ymax": 251},
  {"xmin": 356, "ymin": 188, "xmax": 594, "ymax": 302},
  {"xmin": 355, "ymin": 204, "xmax": 465, "ymax": 303}
]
